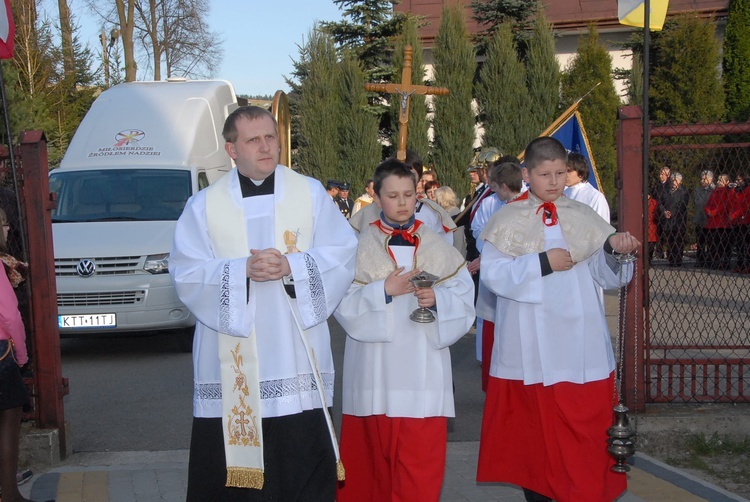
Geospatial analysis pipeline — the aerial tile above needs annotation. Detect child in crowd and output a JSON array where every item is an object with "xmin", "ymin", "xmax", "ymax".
[
  {"xmin": 334, "ymin": 159, "xmax": 475, "ymax": 502},
  {"xmin": 476, "ymin": 137, "xmax": 639, "ymax": 502}
]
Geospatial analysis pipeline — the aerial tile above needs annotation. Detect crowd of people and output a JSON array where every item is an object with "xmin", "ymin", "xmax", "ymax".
[
  {"xmin": 0, "ymin": 103, "xmax": 667, "ymax": 502},
  {"xmin": 1, "ymin": 102, "xmax": 745, "ymax": 502},
  {"xmin": 165, "ymin": 105, "xmax": 641, "ymax": 502},
  {"xmin": 649, "ymin": 165, "xmax": 750, "ymax": 272}
]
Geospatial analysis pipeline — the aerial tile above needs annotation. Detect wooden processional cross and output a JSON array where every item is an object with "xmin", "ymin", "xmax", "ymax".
[{"xmin": 365, "ymin": 45, "xmax": 450, "ymax": 161}]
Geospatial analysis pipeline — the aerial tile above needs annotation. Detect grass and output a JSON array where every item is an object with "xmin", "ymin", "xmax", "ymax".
[
  {"xmin": 668, "ymin": 432, "xmax": 750, "ymax": 483},
  {"xmin": 686, "ymin": 432, "xmax": 750, "ymax": 456}
]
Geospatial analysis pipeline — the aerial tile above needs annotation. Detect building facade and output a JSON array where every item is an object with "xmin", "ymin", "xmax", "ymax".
[{"xmin": 394, "ymin": 0, "xmax": 729, "ymax": 100}]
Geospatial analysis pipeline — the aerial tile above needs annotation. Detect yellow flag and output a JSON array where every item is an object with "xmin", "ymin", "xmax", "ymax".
[{"xmin": 618, "ymin": 0, "xmax": 669, "ymax": 31}]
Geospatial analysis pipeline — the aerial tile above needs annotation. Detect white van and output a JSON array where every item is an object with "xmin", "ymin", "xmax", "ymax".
[{"xmin": 49, "ymin": 79, "xmax": 238, "ymax": 348}]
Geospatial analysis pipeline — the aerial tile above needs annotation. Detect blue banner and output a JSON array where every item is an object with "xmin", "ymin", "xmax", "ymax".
[{"xmin": 550, "ymin": 111, "xmax": 600, "ymax": 190}]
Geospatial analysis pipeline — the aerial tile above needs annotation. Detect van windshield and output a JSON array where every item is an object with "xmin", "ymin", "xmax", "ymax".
[{"xmin": 49, "ymin": 169, "xmax": 192, "ymax": 222}]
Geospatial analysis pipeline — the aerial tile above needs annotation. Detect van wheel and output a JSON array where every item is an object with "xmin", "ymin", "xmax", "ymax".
[{"xmin": 175, "ymin": 329, "xmax": 194, "ymax": 353}]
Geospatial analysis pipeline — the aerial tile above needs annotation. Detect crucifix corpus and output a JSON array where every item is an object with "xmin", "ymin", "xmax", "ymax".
[{"xmin": 365, "ymin": 45, "xmax": 450, "ymax": 161}]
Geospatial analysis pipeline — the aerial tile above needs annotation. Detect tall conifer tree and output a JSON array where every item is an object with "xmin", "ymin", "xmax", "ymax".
[
  {"xmin": 322, "ymin": 0, "xmax": 403, "ymax": 83},
  {"xmin": 470, "ymin": 0, "xmax": 540, "ymax": 51},
  {"xmin": 338, "ymin": 50, "xmax": 382, "ymax": 190},
  {"xmin": 296, "ymin": 27, "xmax": 342, "ymax": 182},
  {"xmin": 475, "ymin": 22, "xmax": 529, "ymax": 155},
  {"xmin": 525, "ymin": 13, "xmax": 559, "ymax": 139},
  {"xmin": 651, "ymin": 15, "xmax": 724, "ymax": 125},
  {"xmin": 431, "ymin": 4, "xmax": 476, "ymax": 194},
  {"xmin": 723, "ymin": 0, "xmax": 750, "ymax": 122}
]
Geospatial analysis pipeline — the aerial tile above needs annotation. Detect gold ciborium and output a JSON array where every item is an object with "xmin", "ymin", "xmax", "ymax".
[{"xmin": 408, "ymin": 272, "xmax": 439, "ymax": 323}]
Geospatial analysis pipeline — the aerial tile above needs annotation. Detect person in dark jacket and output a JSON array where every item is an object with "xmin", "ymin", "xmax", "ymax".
[{"xmin": 660, "ymin": 171, "xmax": 689, "ymax": 267}]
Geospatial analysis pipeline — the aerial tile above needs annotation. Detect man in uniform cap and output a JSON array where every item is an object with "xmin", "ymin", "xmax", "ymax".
[
  {"xmin": 336, "ymin": 182, "xmax": 354, "ymax": 219},
  {"xmin": 456, "ymin": 147, "xmax": 501, "ymax": 263},
  {"xmin": 461, "ymin": 152, "xmax": 484, "ymax": 211},
  {"xmin": 326, "ymin": 180, "xmax": 340, "ymax": 202}
]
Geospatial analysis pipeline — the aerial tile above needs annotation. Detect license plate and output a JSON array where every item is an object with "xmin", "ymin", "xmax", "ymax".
[{"xmin": 58, "ymin": 314, "xmax": 117, "ymax": 328}]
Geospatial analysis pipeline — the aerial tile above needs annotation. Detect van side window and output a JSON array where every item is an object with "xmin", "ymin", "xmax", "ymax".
[{"xmin": 198, "ymin": 172, "xmax": 209, "ymax": 191}]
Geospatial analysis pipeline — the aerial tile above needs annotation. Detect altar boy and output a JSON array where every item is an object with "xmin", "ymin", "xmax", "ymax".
[
  {"xmin": 476, "ymin": 137, "xmax": 639, "ymax": 502},
  {"xmin": 334, "ymin": 159, "xmax": 475, "ymax": 502}
]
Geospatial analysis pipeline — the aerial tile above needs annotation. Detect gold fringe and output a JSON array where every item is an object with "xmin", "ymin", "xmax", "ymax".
[
  {"xmin": 226, "ymin": 467, "xmax": 264, "ymax": 489},
  {"xmin": 337, "ymin": 460, "xmax": 346, "ymax": 481}
]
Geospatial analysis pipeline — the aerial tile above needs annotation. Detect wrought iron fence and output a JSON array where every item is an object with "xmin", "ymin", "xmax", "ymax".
[{"xmin": 646, "ymin": 122, "xmax": 750, "ymax": 403}]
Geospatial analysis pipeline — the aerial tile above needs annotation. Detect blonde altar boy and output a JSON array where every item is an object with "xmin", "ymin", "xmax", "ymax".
[
  {"xmin": 334, "ymin": 159, "xmax": 475, "ymax": 502},
  {"xmin": 476, "ymin": 137, "xmax": 639, "ymax": 502}
]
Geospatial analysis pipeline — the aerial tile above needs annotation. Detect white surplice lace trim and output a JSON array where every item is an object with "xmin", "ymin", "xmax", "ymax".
[
  {"xmin": 195, "ymin": 373, "xmax": 334, "ymax": 405},
  {"xmin": 300, "ymin": 253, "xmax": 327, "ymax": 324}
]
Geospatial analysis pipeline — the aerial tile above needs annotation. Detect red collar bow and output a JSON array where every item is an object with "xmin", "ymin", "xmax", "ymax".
[
  {"xmin": 391, "ymin": 228, "xmax": 416, "ymax": 244},
  {"xmin": 374, "ymin": 219, "xmax": 423, "ymax": 243},
  {"xmin": 536, "ymin": 201, "xmax": 558, "ymax": 226}
]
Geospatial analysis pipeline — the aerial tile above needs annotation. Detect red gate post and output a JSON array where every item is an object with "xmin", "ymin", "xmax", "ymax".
[
  {"xmin": 19, "ymin": 130, "xmax": 68, "ymax": 457},
  {"xmin": 617, "ymin": 106, "xmax": 647, "ymax": 413}
]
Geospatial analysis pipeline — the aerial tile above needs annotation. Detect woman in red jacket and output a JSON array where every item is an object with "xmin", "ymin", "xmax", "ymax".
[{"xmin": 705, "ymin": 174, "xmax": 736, "ymax": 270}]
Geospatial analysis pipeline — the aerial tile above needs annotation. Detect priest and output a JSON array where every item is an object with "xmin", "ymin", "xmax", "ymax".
[{"xmin": 170, "ymin": 105, "xmax": 357, "ymax": 501}]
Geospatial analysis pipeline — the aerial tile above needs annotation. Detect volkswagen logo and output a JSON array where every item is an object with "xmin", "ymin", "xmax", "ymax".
[{"xmin": 76, "ymin": 259, "xmax": 96, "ymax": 278}]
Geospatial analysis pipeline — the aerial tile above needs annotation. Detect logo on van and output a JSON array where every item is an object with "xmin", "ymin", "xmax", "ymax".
[
  {"xmin": 76, "ymin": 259, "xmax": 96, "ymax": 278},
  {"xmin": 114, "ymin": 129, "xmax": 146, "ymax": 147}
]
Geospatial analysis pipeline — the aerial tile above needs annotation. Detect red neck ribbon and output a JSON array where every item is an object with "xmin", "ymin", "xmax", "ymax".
[
  {"xmin": 374, "ymin": 219, "xmax": 423, "ymax": 244},
  {"xmin": 513, "ymin": 191, "xmax": 559, "ymax": 226},
  {"xmin": 536, "ymin": 201, "xmax": 559, "ymax": 226}
]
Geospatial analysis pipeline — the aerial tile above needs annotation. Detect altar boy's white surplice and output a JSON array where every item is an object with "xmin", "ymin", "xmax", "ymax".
[{"xmin": 334, "ymin": 221, "xmax": 475, "ymax": 418}]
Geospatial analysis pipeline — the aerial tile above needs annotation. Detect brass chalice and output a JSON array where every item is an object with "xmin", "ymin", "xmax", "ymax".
[{"xmin": 408, "ymin": 272, "xmax": 439, "ymax": 323}]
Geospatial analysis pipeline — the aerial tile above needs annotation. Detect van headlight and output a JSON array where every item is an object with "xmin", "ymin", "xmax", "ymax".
[{"xmin": 144, "ymin": 253, "xmax": 169, "ymax": 274}]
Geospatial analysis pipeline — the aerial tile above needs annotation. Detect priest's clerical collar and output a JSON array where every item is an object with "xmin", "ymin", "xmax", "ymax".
[{"xmin": 238, "ymin": 170, "xmax": 275, "ymax": 197}]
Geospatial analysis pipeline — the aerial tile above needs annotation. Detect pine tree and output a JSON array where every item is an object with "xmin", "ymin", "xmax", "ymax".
[
  {"xmin": 560, "ymin": 26, "xmax": 621, "ymax": 205},
  {"xmin": 390, "ymin": 15, "xmax": 429, "ymax": 160},
  {"xmin": 337, "ymin": 50, "xmax": 382, "ymax": 190},
  {"xmin": 475, "ymin": 22, "xmax": 530, "ymax": 155},
  {"xmin": 321, "ymin": 0, "xmax": 403, "ymax": 84},
  {"xmin": 723, "ymin": 0, "xmax": 750, "ymax": 122},
  {"xmin": 431, "ymin": 4, "xmax": 476, "ymax": 195},
  {"xmin": 296, "ymin": 27, "xmax": 342, "ymax": 183},
  {"xmin": 46, "ymin": 19, "xmax": 98, "ymax": 167},
  {"xmin": 525, "ymin": 12, "xmax": 560, "ymax": 139},
  {"xmin": 650, "ymin": 15, "xmax": 724, "ymax": 125},
  {"xmin": 6, "ymin": 1, "xmax": 57, "ymax": 149},
  {"xmin": 470, "ymin": 0, "xmax": 540, "ymax": 51}
]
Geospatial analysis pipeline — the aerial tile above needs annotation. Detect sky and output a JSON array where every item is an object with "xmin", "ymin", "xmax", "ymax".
[{"xmin": 48, "ymin": 0, "xmax": 345, "ymax": 97}]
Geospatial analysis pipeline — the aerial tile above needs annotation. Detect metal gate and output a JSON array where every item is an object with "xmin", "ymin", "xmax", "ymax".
[{"xmin": 618, "ymin": 107, "xmax": 750, "ymax": 407}]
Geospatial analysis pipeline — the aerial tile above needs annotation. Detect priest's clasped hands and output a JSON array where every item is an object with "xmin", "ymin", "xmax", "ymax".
[
  {"xmin": 247, "ymin": 248, "xmax": 292, "ymax": 282},
  {"xmin": 385, "ymin": 267, "xmax": 436, "ymax": 309}
]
